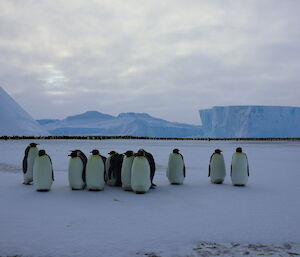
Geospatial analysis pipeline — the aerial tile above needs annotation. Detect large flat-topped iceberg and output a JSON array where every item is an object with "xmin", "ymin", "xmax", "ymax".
[{"xmin": 199, "ymin": 106, "xmax": 300, "ymax": 138}]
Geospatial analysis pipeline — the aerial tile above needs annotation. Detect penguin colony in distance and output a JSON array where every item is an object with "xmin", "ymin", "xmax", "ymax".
[
  {"xmin": 166, "ymin": 148, "xmax": 185, "ymax": 185},
  {"xmin": 208, "ymin": 149, "xmax": 226, "ymax": 184},
  {"xmin": 22, "ymin": 143, "xmax": 250, "ymax": 193},
  {"xmin": 22, "ymin": 143, "xmax": 39, "ymax": 184},
  {"xmin": 33, "ymin": 149, "xmax": 54, "ymax": 191}
]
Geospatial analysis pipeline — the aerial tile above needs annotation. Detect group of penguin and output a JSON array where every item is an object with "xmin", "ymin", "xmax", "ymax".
[{"xmin": 22, "ymin": 143, "xmax": 250, "ymax": 193}]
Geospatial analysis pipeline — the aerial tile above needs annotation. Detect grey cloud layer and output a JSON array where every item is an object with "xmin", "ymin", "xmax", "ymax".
[{"xmin": 0, "ymin": 0, "xmax": 299, "ymax": 124}]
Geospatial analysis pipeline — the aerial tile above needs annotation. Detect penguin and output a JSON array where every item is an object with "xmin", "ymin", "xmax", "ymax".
[
  {"xmin": 22, "ymin": 142, "xmax": 39, "ymax": 185},
  {"xmin": 208, "ymin": 149, "xmax": 226, "ymax": 184},
  {"xmin": 131, "ymin": 150, "xmax": 151, "ymax": 194},
  {"xmin": 166, "ymin": 148, "xmax": 186, "ymax": 185},
  {"xmin": 107, "ymin": 151, "xmax": 123, "ymax": 187},
  {"xmin": 231, "ymin": 147, "xmax": 250, "ymax": 186},
  {"xmin": 68, "ymin": 150, "xmax": 86, "ymax": 190},
  {"xmin": 121, "ymin": 150, "xmax": 135, "ymax": 191},
  {"xmin": 72, "ymin": 149, "xmax": 87, "ymax": 182},
  {"xmin": 139, "ymin": 149, "xmax": 156, "ymax": 188},
  {"xmin": 86, "ymin": 149, "xmax": 105, "ymax": 191},
  {"xmin": 33, "ymin": 149, "xmax": 54, "ymax": 192}
]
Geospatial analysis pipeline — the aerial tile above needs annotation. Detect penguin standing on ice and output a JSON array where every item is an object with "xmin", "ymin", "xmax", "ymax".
[
  {"xmin": 107, "ymin": 151, "xmax": 123, "ymax": 186},
  {"xmin": 166, "ymin": 148, "xmax": 185, "ymax": 185},
  {"xmin": 131, "ymin": 150, "xmax": 151, "ymax": 194},
  {"xmin": 33, "ymin": 150, "xmax": 54, "ymax": 192},
  {"xmin": 208, "ymin": 149, "xmax": 226, "ymax": 184},
  {"xmin": 86, "ymin": 149, "xmax": 105, "ymax": 191},
  {"xmin": 22, "ymin": 143, "xmax": 39, "ymax": 185},
  {"xmin": 68, "ymin": 150, "xmax": 86, "ymax": 190},
  {"xmin": 231, "ymin": 147, "xmax": 249, "ymax": 186},
  {"xmin": 121, "ymin": 150, "xmax": 135, "ymax": 191},
  {"xmin": 140, "ymin": 149, "xmax": 156, "ymax": 188}
]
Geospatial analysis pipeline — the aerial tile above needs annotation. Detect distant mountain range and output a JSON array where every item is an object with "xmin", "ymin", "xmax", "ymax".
[
  {"xmin": 1, "ymin": 87, "xmax": 300, "ymax": 137},
  {"xmin": 36, "ymin": 111, "xmax": 203, "ymax": 137}
]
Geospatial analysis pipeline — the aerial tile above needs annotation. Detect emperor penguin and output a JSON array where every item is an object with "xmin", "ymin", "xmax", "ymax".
[
  {"xmin": 131, "ymin": 150, "xmax": 151, "ymax": 194},
  {"xmin": 121, "ymin": 150, "xmax": 135, "ymax": 191},
  {"xmin": 68, "ymin": 150, "xmax": 86, "ymax": 190},
  {"xmin": 231, "ymin": 147, "xmax": 250, "ymax": 186},
  {"xmin": 107, "ymin": 151, "xmax": 123, "ymax": 186},
  {"xmin": 86, "ymin": 149, "xmax": 105, "ymax": 191},
  {"xmin": 33, "ymin": 150, "xmax": 54, "ymax": 192},
  {"xmin": 139, "ymin": 149, "xmax": 156, "ymax": 188},
  {"xmin": 208, "ymin": 149, "xmax": 226, "ymax": 184},
  {"xmin": 22, "ymin": 142, "xmax": 39, "ymax": 185},
  {"xmin": 166, "ymin": 148, "xmax": 185, "ymax": 185}
]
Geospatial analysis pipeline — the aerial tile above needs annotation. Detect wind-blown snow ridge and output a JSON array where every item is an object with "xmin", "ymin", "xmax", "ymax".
[{"xmin": 0, "ymin": 87, "xmax": 47, "ymax": 136}]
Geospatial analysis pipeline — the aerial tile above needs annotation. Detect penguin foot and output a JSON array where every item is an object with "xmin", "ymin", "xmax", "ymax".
[
  {"xmin": 71, "ymin": 188, "xmax": 82, "ymax": 190},
  {"xmin": 150, "ymin": 184, "xmax": 157, "ymax": 189},
  {"xmin": 88, "ymin": 189, "xmax": 101, "ymax": 192},
  {"xmin": 212, "ymin": 181, "xmax": 224, "ymax": 184},
  {"xmin": 23, "ymin": 182, "xmax": 32, "ymax": 185},
  {"xmin": 171, "ymin": 183, "xmax": 182, "ymax": 185},
  {"xmin": 36, "ymin": 189, "xmax": 49, "ymax": 192},
  {"xmin": 135, "ymin": 191, "xmax": 146, "ymax": 194},
  {"xmin": 233, "ymin": 184, "xmax": 245, "ymax": 187}
]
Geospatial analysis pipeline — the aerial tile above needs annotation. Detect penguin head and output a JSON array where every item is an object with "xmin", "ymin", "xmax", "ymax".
[
  {"xmin": 236, "ymin": 147, "xmax": 243, "ymax": 153},
  {"xmin": 38, "ymin": 150, "xmax": 46, "ymax": 156},
  {"xmin": 124, "ymin": 150, "xmax": 134, "ymax": 157},
  {"xmin": 215, "ymin": 149, "xmax": 222, "ymax": 154},
  {"xmin": 108, "ymin": 150, "xmax": 117, "ymax": 155},
  {"xmin": 136, "ymin": 150, "xmax": 145, "ymax": 157},
  {"xmin": 30, "ymin": 142, "xmax": 39, "ymax": 147},
  {"xmin": 68, "ymin": 151, "xmax": 77, "ymax": 158},
  {"xmin": 90, "ymin": 149, "xmax": 99, "ymax": 155},
  {"xmin": 173, "ymin": 148, "xmax": 180, "ymax": 154}
]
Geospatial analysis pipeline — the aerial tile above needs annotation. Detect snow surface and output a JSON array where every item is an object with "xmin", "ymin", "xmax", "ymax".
[
  {"xmin": 199, "ymin": 106, "xmax": 300, "ymax": 138},
  {"xmin": 0, "ymin": 87, "xmax": 47, "ymax": 136},
  {"xmin": 0, "ymin": 139, "xmax": 300, "ymax": 257}
]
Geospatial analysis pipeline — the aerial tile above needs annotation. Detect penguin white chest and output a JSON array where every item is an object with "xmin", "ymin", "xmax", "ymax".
[
  {"xmin": 167, "ymin": 153, "xmax": 185, "ymax": 184},
  {"xmin": 68, "ymin": 157, "xmax": 85, "ymax": 190},
  {"xmin": 33, "ymin": 155, "xmax": 53, "ymax": 191},
  {"xmin": 231, "ymin": 153, "xmax": 249, "ymax": 186},
  {"xmin": 209, "ymin": 154, "xmax": 226, "ymax": 184},
  {"xmin": 131, "ymin": 157, "xmax": 151, "ymax": 193},
  {"xmin": 121, "ymin": 156, "xmax": 134, "ymax": 190},
  {"xmin": 86, "ymin": 156, "xmax": 105, "ymax": 191}
]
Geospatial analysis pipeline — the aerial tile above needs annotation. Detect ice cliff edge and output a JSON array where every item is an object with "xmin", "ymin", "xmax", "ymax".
[{"xmin": 199, "ymin": 106, "xmax": 300, "ymax": 138}]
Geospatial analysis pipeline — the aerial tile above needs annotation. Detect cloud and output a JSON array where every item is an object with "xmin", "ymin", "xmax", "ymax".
[{"xmin": 0, "ymin": 0, "xmax": 299, "ymax": 124}]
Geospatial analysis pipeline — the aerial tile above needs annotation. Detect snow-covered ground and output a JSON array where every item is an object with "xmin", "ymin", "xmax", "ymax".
[{"xmin": 0, "ymin": 139, "xmax": 299, "ymax": 257}]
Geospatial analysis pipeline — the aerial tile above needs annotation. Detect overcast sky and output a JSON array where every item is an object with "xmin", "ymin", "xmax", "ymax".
[{"xmin": 1, "ymin": 0, "xmax": 300, "ymax": 124}]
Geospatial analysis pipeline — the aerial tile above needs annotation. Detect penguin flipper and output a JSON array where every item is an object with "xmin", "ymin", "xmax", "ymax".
[
  {"xmin": 22, "ymin": 146, "xmax": 30, "ymax": 174},
  {"xmin": 183, "ymin": 165, "xmax": 186, "ymax": 178},
  {"xmin": 208, "ymin": 153, "xmax": 214, "ymax": 177},
  {"xmin": 78, "ymin": 155, "xmax": 86, "ymax": 182},
  {"xmin": 48, "ymin": 155, "xmax": 54, "ymax": 181}
]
